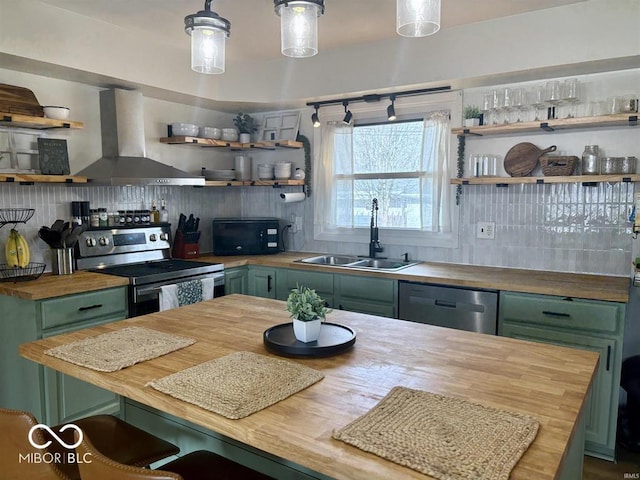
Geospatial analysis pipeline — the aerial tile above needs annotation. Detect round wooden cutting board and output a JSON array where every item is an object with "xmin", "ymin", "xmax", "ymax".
[{"xmin": 504, "ymin": 143, "xmax": 557, "ymax": 177}]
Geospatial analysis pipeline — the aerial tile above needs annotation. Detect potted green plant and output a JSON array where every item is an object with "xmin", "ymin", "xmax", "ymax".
[
  {"xmin": 233, "ymin": 112, "xmax": 258, "ymax": 143},
  {"xmin": 286, "ymin": 284, "xmax": 330, "ymax": 343},
  {"xmin": 463, "ymin": 105, "xmax": 482, "ymax": 127}
]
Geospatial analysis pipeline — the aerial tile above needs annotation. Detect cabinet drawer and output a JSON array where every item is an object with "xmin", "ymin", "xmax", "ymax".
[
  {"xmin": 500, "ymin": 292, "xmax": 623, "ymax": 334},
  {"xmin": 335, "ymin": 274, "xmax": 395, "ymax": 302},
  {"xmin": 40, "ymin": 287, "xmax": 127, "ymax": 330}
]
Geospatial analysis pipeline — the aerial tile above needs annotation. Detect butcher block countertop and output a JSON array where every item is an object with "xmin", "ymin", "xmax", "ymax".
[
  {"xmin": 200, "ymin": 252, "xmax": 630, "ymax": 303},
  {"xmin": 20, "ymin": 294, "xmax": 598, "ymax": 480},
  {"xmin": 0, "ymin": 271, "xmax": 129, "ymax": 300},
  {"xmin": 0, "ymin": 252, "xmax": 628, "ymax": 302}
]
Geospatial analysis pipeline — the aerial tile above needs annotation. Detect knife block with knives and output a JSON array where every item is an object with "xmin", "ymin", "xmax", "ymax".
[{"xmin": 172, "ymin": 213, "xmax": 201, "ymax": 259}]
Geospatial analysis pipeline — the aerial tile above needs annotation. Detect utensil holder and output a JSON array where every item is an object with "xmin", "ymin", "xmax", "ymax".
[{"xmin": 52, "ymin": 248, "xmax": 74, "ymax": 275}]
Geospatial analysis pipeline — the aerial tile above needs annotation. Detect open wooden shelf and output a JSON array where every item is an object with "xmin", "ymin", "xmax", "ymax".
[
  {"xmin": 160, "ymin": 137, "xmax": 302, "ymax": 150},
  {"xmin": 204, "ymin": 179, "xmax": 304, "ymax": 187},
  {"xmin": 451, "ymin": 174, "xmax": 640, "ymax": 186},
  {"xmin": 451, "ymin": 113, "xmax": 637, "ymax": 137},
  {"xmin": 0, "ymin": 112, "xmax": 83, "ymax": 130},
  {"xmin": 0, "ymin": 173, "xmax": 87, "ymax": 184}
]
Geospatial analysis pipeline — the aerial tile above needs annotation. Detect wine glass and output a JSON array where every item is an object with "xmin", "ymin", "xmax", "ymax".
[
  {"xmin": 481, "ymin": 92, "xmax": 493, "ymax": 125},
  {"xmin": 562, "ymin": 78, "xmax": 580, "ymax": 118},
  {"xmin": 531, "ymin": 85, "xmax": 547, "ymax": 121},
  {"xmin": 511, "ymin": 87, "xmax": 525, "ymax": 122},
  {"xmin": 545, "ymin": 80, "xmax": 562, "ymax": 119},
  {"xmin": 490, "ymin": 89, "xmax": 503, "ymax": 125},
  {"xmin": 502, "ymin": 88, "xmax": 513, "ymax": 123}
]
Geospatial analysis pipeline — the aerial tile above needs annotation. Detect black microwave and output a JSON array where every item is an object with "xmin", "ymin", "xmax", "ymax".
[{"xmin": 212, "ymin": 218, "xmax": 281, "ymax": 255}]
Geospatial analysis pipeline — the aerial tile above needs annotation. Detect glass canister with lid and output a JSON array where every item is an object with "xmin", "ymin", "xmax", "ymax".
[{"xmin": 581, "ymin": 145, "xmax": 600, "ymax": 175}]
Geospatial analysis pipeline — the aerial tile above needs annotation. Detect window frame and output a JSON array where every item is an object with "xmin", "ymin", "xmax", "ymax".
[{"xmin": 312, "ymin": 90, "xmax": 462, "ymax": 249}]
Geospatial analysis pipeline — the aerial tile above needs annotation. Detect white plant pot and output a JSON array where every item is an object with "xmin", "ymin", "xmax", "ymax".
[
  {"xmin": 239, "ymin": 133, "xmax": 251, "ymax": 144},
  {"xmin": 464, "ymin": 118, "xmax": 480, "ymax": 127},
  {"xmin": 293, "ymin": 318, "xmax": 322, "ymax": 343}
]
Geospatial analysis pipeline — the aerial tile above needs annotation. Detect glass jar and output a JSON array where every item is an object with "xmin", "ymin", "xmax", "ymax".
[
  {"xmin": 98, "ymin": 208, "xmax": 108, "ymax": 227},
  {"xmin": 90, "ymin": 209, "xmax": 100, "ymax": 228},
  {"xmin": 581, "ymin": 145, "xmax": 600, "ymax": 175}
]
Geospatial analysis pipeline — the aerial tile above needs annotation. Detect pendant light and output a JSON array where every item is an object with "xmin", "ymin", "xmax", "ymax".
[
  {"xmin": 185, "ymin": 0, "xmax": 231, "ymax": 74},
  {"xmin": 274, "ymin": 0, "xmax": 325, "ymax": 58},
  {"xmin": 396, "ymin": 0, "xmax": 441, "ymax": 38}
]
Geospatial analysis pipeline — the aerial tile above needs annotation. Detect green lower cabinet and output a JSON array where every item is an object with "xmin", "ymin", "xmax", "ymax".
[
  {"xmin": 499, "ymin": 291, "xmax": 624, "ymax": 461},
  {"xmin": 224, "ymin": 267, "xmax": 248, "ymax": 295},
  {"xmin": 0, "ymin": 287, "xmax": 127, "ymax": 424},
  {"xmin": 248, "ymin": 267, "xmax": 277, "ymax": 298},
  {"xmin": 334, "ymin": 273, "xmax": 397, "ymax": 318},
  {"xmin": 124, "ymin": 400, "xmax": 332, "ymax": 480},
  {"xmin": 279, "ymin": 269, "xmax": 334, "ymax": 306}
]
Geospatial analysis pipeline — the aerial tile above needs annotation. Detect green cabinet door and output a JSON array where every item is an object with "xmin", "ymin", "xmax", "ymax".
[
  {"xmin": 501, "ymin": 322, "xmax": 616, "ymax": 454},
  {"xmin": 248, "ymin": 267, "xmax": 277, "ymax": 299},
  {"xmin": 279, "ymin": 269, "xmax": 334, "ymax": 307},
  {"xmin": 225, "ymin": 267, "xmax": 248, "ymax": 295},
  {"xmin": 334, "ymin": 273, "xmax": 397, "ymax": 317}
]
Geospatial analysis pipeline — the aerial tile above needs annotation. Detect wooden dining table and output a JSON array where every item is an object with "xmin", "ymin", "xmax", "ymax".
[{"xmin": 20, "ymin": 294, "xmax": 598, "ymax": 480}]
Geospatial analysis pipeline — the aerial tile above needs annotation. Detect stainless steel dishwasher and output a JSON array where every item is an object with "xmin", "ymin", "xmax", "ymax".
[{"xmin": 398, "ymin": 281, "xmax": 498, "ymax": 334}]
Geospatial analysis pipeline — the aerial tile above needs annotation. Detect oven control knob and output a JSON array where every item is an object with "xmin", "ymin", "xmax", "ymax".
[
  {"xmin": 149, "ymin": 234, "xmax": 157, "ymax": 242},
  {"xmin": 98, "ymin": 236, "xmax": 110, "ymax": 246},
  {"xmin": 159, "ymin": 233, "xmax": 169, "ymax": 241},
  {"xmin": 85, "ymin": 237, "xmax": 97, "ymax": 247}
]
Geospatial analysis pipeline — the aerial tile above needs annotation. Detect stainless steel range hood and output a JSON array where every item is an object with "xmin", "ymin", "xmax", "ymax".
[{"xmin": 78, "ymin": 89, "xmax": 205, "ymax": 186}]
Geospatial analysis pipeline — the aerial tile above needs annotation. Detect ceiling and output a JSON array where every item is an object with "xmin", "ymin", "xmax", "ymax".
[{"xmin": 39, "ymin": 0, "xmax": 587, "ymax": 62}]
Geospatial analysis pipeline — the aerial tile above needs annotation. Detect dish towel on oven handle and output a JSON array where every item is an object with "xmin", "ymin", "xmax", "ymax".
[{"xmin": 159, "ymin": 277, "xmax": 215, "ymax": 311}]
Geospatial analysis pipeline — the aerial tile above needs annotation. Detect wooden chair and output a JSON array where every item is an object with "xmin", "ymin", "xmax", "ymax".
[
  {"xmin": 0, "ymin": 408, "xmax": 179, "ymax": 480},
  {"xmin": 74, "ymin": 429, "xmax": 275, "ymax": 480}
]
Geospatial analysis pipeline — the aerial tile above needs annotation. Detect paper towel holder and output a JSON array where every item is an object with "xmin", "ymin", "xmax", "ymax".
[{"xmin": 280, "ymin": 192, "xmax": 306, "ymax": 203}]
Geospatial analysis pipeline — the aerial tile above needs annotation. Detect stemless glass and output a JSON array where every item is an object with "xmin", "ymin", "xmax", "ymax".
[
  {"xmin": 502, "ymin": 88, "xmax": 513, "ymax": 123},
  {"xmin": 562, "ymin": 78, "xmax": 579, "ymax": 118},
  {"xmin": 482, "ymin": 92, "xmax": 493, "ymax": 125}
]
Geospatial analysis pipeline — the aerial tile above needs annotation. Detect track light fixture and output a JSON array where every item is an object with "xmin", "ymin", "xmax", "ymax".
[
  {"xmin": 184, "ymin": 0, "xmax": 231, "ymax": 74},
  {"xmin": 274, "ymin": 0, "xmax": 325, "ymax": 58},
  {"xmin": 387, "ymin": 95, "xmax": 397, "ymax": 121},
  {"xmin": 306, "ymin": 85, "xmax": 450, "ymax": 127},
  {"xmin": 311, "ymin": 104, "xmax": 321, "ymax": 127},
  {"xmin": 342, "ymin": 101, "xmax": 353, "ymax": 125},
  {"xmin": 397, "ymin": 0, "xmax": 441, "ymax": 38}
]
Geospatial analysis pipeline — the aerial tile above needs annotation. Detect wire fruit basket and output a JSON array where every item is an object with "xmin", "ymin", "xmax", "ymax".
[
  {"xmin": 0, "ymin": 208, "xmax": 35, "ymax": 226},
  {"xmin": 0, "ymin": 263, "xmax": 46, "ymax": 282}
]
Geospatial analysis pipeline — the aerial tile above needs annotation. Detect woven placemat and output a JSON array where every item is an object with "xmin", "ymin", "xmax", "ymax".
[
  {"xmin": 148, "ymin": 351, "xmax": 324, "ymax": 419},
  {"xmin": 44, "ymin": 326, "xmax": 196, "ymax": 372},
  {"xmin": 333, "ymin": 386, "xmax": 539, "ymax": 480}
]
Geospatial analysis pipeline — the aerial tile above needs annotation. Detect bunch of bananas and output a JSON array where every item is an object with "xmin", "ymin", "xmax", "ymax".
[{"xmin": 5, "ymin": 228, "xmax": 30, "ymax": 268}]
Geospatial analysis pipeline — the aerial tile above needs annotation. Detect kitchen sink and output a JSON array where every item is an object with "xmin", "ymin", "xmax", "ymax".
[
  {"xmin": 297, "ymin": 255, "xmax": 361, "ymax": 266},
  {"xmin": 296, "ymin": 255, "xmax": 420, "ymax": 271}
]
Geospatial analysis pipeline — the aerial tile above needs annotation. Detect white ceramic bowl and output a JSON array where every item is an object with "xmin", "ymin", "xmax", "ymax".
[
  {"xmin": 221, "ymin": 128, "xmax": 238, "ymax": 142},
  {"xmin": 43, "ymin": 106, "xmax": 70, "ymax": 120},
  {"xmin": 199, "ymin": 126, "xmax": 221, "ymax": 139},
  {"xmin": 171, "ymin": 122, "xmax": 199, "ymax": 137}
]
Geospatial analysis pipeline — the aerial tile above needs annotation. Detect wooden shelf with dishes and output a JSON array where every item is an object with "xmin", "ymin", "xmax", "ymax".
[
  {"xmin": 0, "ymin": 112, "xmax": 84, "ymax": 130},
  {"xmin": 204, "ymin": 179, "xmax": 304, "ymax": 187},
  {"xmin": 160, "ymin": 136, "xmax": 302, "ymax": 151},
  {"xmin": 451, "ymin": 113, "xmax": 637, "ymax": 137},
  {"xmin": 451, "ymin": 174, "xmax": 640, "ymax": 186}
]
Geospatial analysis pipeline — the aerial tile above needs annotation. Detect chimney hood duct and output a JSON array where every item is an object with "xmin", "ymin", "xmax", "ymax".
[{"xmin": 78, "ymin": 89, "xmax": 205, "ymax": 186}]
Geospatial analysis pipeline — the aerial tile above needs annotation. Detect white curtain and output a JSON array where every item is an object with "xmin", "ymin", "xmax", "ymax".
[
  {"xmin": 421, "ymin": 111, "xmax": 452, "ymax": 232},
  {"xmin": 314, "ymin": 121, "xmax": 353, "ymax": 231}
]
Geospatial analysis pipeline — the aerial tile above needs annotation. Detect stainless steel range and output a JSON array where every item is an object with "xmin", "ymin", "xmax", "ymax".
[{"xmin": 75, "ymin": 225, "xmax": 224, "ymax": 317}]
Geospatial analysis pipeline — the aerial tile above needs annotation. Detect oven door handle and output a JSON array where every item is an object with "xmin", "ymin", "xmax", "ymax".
[{"xmin": 134, "ymin": 272, "xmax": 225, "ymax": 302}]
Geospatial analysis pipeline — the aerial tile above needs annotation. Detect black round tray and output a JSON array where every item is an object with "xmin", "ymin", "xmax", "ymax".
[{"xmin": 263, "ymin": 322, "xmax": 356, "ymax": 358}]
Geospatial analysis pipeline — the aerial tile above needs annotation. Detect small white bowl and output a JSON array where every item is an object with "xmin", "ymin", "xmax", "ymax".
[
  {"xmin": 43, "ymin": 106, "xmax": 70, "ymax": 120},
  {"xmin": 171, "ymin": 122, "xmax": 199, "ymax": 137},
  {"xmin": 221, "ymin": 128, "xmax": 239, "ymax": 142},
  {"xmin": 199, "ymin": 126, "xmax": 221, "ymax": 139}
]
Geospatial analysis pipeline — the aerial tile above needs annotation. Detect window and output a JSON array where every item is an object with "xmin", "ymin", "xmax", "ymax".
[{"xmin": 313, "ymin": 91, "xmax": 462, "ymax": 249}]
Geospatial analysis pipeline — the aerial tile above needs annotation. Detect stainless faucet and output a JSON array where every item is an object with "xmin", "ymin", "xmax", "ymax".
[{"xmin": 369, "ymin": 198, "xmax": 384, "ymax": 258}]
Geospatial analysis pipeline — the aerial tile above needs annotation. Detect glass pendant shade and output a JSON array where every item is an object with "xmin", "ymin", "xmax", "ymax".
[
  {"xmin": 191, "ymin": 26, "xmax": 226, "ymax": 74},
  {"xmin": 397, "ymin": 0, "xmax": 441, "ymax": 37},
  {"xmin": 276, "ymin": 1, "xmax": 321, "ymax": 58}
]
